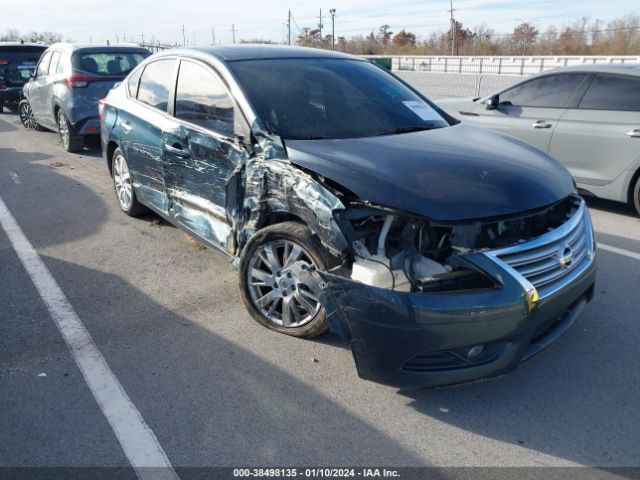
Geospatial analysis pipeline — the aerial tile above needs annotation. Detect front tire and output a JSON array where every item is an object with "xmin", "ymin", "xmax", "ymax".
[
  {"xmin": 239, "ymin": 222, "xmax": 333, "ymax": 338},
  {"xmin": 112, "ymin": 148, "xmax": 145, "ymax": 216},
  {"xmin": 57, "ymin": 109, "xmax": 84, "ymax": 152}
]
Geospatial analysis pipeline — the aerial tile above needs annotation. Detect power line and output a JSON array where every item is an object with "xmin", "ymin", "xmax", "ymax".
[
  {"xmin": 231, "ymin": 24, "xmax": 238, "ymax": 44},
  {"xmin": 448, "ymin": 0, "xmax": 456, "ymax": 55}
]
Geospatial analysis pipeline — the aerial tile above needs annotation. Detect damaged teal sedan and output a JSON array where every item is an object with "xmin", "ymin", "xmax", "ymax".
[{"xmin": 100, "ymin": 46, "xmax": 596, "ymax": 388}]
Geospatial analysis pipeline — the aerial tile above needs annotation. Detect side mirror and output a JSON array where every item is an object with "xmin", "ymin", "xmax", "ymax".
[{"xmin": 486, "ymin": 94, "xmax": 499, "ymax": 110}]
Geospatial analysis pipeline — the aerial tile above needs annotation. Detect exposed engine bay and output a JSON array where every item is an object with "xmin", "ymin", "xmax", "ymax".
[{"xmin": 333, "ymin": 195, "xmax": 580, "ymax": 293}]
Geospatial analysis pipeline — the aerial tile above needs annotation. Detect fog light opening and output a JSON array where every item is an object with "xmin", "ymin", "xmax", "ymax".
[{"xmin": 467, "ymin": 345, "xmax": 485, "ymax": 360}]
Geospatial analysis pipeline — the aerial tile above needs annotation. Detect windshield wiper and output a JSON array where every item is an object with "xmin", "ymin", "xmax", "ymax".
[
  {"xmin": 283, "ymin": 134, "xmax": 330, "ymax": 140},
  {"xmin": 392, "ymin": 125, "xmax": 439, "ymax": 134}
]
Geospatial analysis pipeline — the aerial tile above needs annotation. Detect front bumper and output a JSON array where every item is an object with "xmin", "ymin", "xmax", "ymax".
[
  {"xmin": 294, "ymin": 198, "xmax": 597, "ymax": 388},
  {"xmin": 315, "ymin": 256, "xmax": 595, "ymax": 388}
]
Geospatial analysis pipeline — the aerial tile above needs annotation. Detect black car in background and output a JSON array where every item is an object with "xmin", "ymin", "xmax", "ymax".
[{"xmin": 0, "ymin": 42, "xmax": 47, "ymax": 113}]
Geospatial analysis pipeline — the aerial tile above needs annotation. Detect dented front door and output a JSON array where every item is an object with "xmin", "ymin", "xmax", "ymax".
[
  {"xmin": 162, "ymin": 58, "xmax": 242, "ymax": 250},
  {"xmin": 162, "ymin": 124, "xmax": 241, "ymax": 249}
]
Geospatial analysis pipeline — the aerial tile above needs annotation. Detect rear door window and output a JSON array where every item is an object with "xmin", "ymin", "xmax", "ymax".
[
  {"xmin": 74, "ymin": 51, "xmax": 148, "ymax": 76},
  {"xmin": 579, "ymin": 75, "xmax": 640, "ymax": 111},
  {"xmin": 500, "ymin": 74, "xmax": 588, "ymax": 108},
  {"xmin": 48, "ymin": 52, "xmax": 61, "ymax": 75},
  {"xmin": 174, "ymin": 60, "xmax": 234, "ymax": 135},
  {"xmin": 137, "ymin": 59, "xmax": 176, "ymax": 112}
]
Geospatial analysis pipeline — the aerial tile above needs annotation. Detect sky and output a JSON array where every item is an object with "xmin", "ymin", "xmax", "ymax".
[{"xmin": 2, "ymin": 0, "xmax": 637, "ymax": 45}]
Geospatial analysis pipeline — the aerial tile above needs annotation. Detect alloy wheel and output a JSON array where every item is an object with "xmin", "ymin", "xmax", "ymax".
[
  {"xmin": 246, "ymin": 239, "xmax": 321, "ymax": 328},
  {"xmin": 19, "ymin": 102, "xmax": 38, "ymax": 130},
  {"xmin": 58, "ymin": 111, "xmax": 70, "ymax": 149},
  {"xmin": 113, "ymin": 153, "xmax": 133, "ymax": 211}
]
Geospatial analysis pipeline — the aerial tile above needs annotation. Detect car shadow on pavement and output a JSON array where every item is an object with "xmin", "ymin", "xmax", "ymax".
[
  {"xmin": 35, "ymin": 255, "xmax": 429, "ymax": 467},
  {"xmin": 0, "ymin": 146, "xmax": 425, "ymax": 468},
  {"xmin": 400, "ymin": 235, "xmax": 640, "ymax": 468},
  {"xmin": 3, "ymin": 134, "xmax": 638, "ymax": 470},
  {"xmin": 585, "ymin": 196, "xmax": 637, "ymax": 219},
  {"xmin": 0, "ymin": 147, "xmax": 108, "ymax": 250}
]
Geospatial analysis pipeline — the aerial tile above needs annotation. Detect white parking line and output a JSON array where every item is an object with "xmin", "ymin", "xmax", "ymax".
[
  {"xmin": 0, "ymin": 194, "xmax": 179, "ymax": 480},
  {"xmin": 599, "ymin": 243, "xmax": 640, "ymax": 262}
]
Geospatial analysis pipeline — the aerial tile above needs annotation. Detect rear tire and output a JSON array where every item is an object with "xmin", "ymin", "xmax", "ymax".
[
  {"xmin": 111, "ymin": 147, "xmax": 146, "ymax": 216},
  {"xmin": 0, "ymin": 104, "xmax": 4, "ymax": 114},
  {"xmin": 239, "ymin": 221, "xmax": 334, "ymax": 338},
  {"xmin": 57, "ymin": 109, "xmax": 84, "ymax": 152},
  {"xmin": 633, "ymin": 176, "xmax": 640, "ymax": 217}
]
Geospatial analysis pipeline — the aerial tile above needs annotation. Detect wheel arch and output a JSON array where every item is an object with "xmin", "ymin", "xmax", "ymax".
[
  {"xmin": 627, "ymin": 165, "xmax": 640, "ymax": 204},
  {"xmin": 105, "ymin": 141, "xmax": 120, "ymax": 176}
]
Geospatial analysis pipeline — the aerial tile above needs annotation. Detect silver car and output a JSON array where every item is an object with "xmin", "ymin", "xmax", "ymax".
[
  {"xmin": 19, "ymin": 43, "xmax": 149, "ymax": 151},
  {"xmin": 437, "ymin": 65, "xmax": 640, "ymax": 215}
]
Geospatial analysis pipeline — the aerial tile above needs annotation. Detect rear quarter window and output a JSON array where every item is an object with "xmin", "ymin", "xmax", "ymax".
[
  {"xmin": 127, "ymin": 68, "xmax": 143, "ymax": 97},
  {"xmin": 73, "ymin": 51, "xmax": 149, "ymax": 76},
  {"xmin": 579, "ymin": 75, "xmax": 640, "ymax": 111}
]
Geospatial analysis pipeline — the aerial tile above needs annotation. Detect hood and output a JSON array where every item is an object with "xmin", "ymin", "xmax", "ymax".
[
  {"xmin": 435, "ymin": 97, "xmax": 479, "ymax": 114},
  {"xmin": 284, "ymin": 123, "xmax": 575, "ymax": 222}
]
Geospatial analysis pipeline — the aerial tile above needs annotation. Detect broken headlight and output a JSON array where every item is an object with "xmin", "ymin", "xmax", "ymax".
[{"xmin": 338, "ymin": 208, "xmax": 496, "ymax": 293}]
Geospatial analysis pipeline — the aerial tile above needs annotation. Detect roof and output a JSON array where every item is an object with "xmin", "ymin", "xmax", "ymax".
[
  {"xmin": 0, "ymin": 42, "xmax": 48, "ymax": 49},
  {"xmin": 47, "ymin": 42, "xmax": 150, "ymax": 52},
  {"xmin": 549, "ymin": 63, "xmax": 640, "ymax": 76},
  {"xmin": 158, "ymin": 44, "xmax": 359, "ymax": 62}
]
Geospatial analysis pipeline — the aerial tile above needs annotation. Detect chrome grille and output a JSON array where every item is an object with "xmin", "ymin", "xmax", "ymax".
[{"xmin": 485, "ymin": 198, "xmax": 594, "ymax": 299}]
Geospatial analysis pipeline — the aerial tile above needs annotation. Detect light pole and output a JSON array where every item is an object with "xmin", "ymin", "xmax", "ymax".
[{"xmin": 329, "ymin": 9, "xmax": 336, "ymax": 51}]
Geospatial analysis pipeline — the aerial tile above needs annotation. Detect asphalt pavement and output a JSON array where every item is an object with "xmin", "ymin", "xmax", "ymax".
[{"xmin": 1, "ymin": 112, "xmax": 639, "ymax": 475}]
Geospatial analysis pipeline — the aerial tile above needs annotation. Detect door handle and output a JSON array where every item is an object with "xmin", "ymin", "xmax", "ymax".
[
  {"xmin": 531, "ymin": 120, "xmax": 552, "ymax": 129},
  {"xmin": 122, "ymin": 122, "xmax": 133, "ymax": 133},
  {"xmin": 164, "ymin": 143, "xmax": 191, "ymax": 158},
  {"xmin": 626, "ymin": 129, "xmax": 640, "ymax": 138}
]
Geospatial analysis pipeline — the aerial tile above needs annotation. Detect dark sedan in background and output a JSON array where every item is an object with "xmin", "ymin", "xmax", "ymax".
[
  {"xmin": 0, "ymin": 42, "xmax": 47, "ymax": 113},
  {"xmin": 100, "ymin": 46, "xmax": 596, "ymax": 387}
]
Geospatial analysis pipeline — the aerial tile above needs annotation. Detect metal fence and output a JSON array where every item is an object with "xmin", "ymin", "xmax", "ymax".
[
  {"xmin": 368, "ymin": 55, "xmax": 640, "ymax": 76},
  {"xmin": 139, "ymin": 42, "xmax": 179, "ymax": 53},
  {"xmin": 396, "ymin": 71, "xmax": 520, "ymax": 99}
]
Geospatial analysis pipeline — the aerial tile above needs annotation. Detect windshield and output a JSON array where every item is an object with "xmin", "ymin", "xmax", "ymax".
[{"xmin": 229, "ymin": 58, "xmax": 449, "ymax": 139}]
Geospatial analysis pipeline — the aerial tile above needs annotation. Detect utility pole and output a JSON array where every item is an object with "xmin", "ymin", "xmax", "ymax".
[
  {"xmin": 329, "ymin": 9, "xmax": 336, "ymax": 50},
  {"xmin": 231, "ymin": 24, "xmax": 237, "ymax": 44},
  {"xmin": 211, "ymin": 27, "xmax": 216, "ymax": 45},
  {"xmin": 181, "ymin": 25, "xmax": 186, "ymax": 46},
  {"xmin": 448, "ymin": 1, "xmax": 457, "ymax": 56},
  {"xmin": 140, "ymin": 32, "xmax": 145, "ymax": 45},
  {"xmin": 318, "ymin": 9, "xmax": 323, "ymax": 41},
  {"xmin": 287, "ymin": 10, "xmax": 292, "ymax": 45}
]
